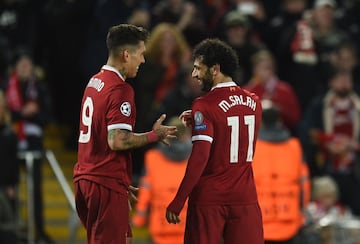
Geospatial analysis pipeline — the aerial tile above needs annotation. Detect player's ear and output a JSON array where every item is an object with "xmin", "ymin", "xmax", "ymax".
[
  {"xmin": 211, "ymin": 64, "xmax": 220, "ymax": 76},
  {"xmin": 121, "ymin": 49, "xmax": 130, "ymax": 62}
]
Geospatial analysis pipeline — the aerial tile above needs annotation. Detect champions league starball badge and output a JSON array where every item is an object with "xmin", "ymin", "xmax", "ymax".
[
  {"xmin": 120, "ymin": 102, "xmax": 131, "ymax": 117},
  {"xmin": 194, "ymin": 111, "xmax": 206, "ymax": 130},
  {"xmin": 194, "ymin": 111, "xmax": 203, "ymax": 125}
]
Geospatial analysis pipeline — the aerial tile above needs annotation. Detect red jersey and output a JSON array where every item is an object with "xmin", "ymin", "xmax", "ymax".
[
  {"xmin": 168, "ymin": 81, "xmax": 262, "ymax": 214},
  {"xmin": 73, "ymin": 65, "xmax": 136, "ymax": 194}
]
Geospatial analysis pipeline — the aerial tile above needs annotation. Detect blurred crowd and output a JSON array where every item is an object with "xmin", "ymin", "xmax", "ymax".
[{"xmin": 1, "ymin": 0, "xmax": 360, "ymax": 243}]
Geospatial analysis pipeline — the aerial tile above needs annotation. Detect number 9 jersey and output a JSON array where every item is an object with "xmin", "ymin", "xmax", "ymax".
[{"xmin": 74, "ymin": 65, "xmax": 136, "ymax": 194}]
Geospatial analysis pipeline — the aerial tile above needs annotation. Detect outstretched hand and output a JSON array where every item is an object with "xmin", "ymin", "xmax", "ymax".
[{"xmin": 153, "ymin": 114, "xmax": 178, "ymax": 146}]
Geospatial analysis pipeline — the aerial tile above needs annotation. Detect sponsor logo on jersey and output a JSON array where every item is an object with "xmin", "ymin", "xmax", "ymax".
[
  {"xmin": 120, "ymin": 102, "xmax": 131, "ymax": 117},
  {"xmin": 194, "ymin": 111, "xmax": 207, "ymax": 130}
]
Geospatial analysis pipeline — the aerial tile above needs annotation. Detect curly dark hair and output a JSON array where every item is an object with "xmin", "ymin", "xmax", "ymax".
[
  {"xmin": 193, "ymin": 38, "xmax": 239, "ymax": 78},
  {"xmin": 106, "ymin": 24, "xmax": 149, "ymax": 54}
]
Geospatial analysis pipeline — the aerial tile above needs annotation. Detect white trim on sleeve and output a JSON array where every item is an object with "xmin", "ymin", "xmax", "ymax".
[
  {"xmin": 192, "ymin": 135, "xmax": 213, "ymax": 143},
  {"xmin": 108, "ymin": 123, "xmax": 132, "ymax": 131}
]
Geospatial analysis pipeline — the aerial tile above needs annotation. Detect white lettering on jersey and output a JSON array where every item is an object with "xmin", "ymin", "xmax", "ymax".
[
  {"xmin": 87, "ymin": 77, "xmax": 104, "ymax": 92},
  {"xmin": 218, "ymin": 95, "xmax": 256, "ymax": 112}
]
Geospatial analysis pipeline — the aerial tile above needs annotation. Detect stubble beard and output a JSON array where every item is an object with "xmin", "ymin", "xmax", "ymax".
[{"xmin": 201, "ymin": 69, "xmax": 214, "ymax": 92}]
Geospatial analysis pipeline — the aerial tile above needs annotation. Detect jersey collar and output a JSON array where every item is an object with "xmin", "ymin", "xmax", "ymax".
[
  {"xmin": 101, "ymin": 65, "xmax": 125, "ymax": 81},
  {"xmin": 212, "ymin": 81, "xmax": 237, "ymax": 90}
]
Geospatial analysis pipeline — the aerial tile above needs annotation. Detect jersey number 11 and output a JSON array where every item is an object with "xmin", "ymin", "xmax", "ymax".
[{"xmin": 227, "ymin": 115, "xmax": 255, "ymax": 163}]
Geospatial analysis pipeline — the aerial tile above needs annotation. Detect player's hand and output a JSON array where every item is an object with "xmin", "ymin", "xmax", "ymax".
[
  {"xmin": 179, "ymin": 110, "xmax": 192, "ymax": 127},
  {"xmin": 152, "ymin": 114, "xmax": 177, "ymax": 146},
  {"xmin": 128, "ymin": 185, "xmax": 138, "ymax": 202},
  {"xmin": 166, "ymin": 209, "xmax": 181, "ymax": 224}
]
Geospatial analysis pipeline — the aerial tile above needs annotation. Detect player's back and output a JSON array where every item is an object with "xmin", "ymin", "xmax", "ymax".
[
  {"xmin": 190, "ymin": 82, "xmax": 262, "ymax": 205},
  {"xmin": 75, "ymin": 66, "xmax": 135, "ymax": 190}
]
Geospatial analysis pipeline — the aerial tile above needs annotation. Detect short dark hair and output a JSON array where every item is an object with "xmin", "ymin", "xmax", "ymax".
[
  {"xmin": 327, "ymin": 68, "xmax": 352, "ymax": 82},
  {"xmin": 106, "ymin": 24, "xmax": 149, "ymax": 54},
  {"xmin": 261, "ymin": 99, "xmax": 280, "ymax": 127},
  {"xmin": 193, "ymin": 38, "xmax": 239, "ymax": 78}
]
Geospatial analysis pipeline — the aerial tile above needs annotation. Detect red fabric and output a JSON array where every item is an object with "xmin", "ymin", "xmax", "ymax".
[
  {"xmin": 74, "ymin": 66, "xmax": 136, "ymax": 192},
  {"xmin": 168, "ymin": 83, "xmax": 262, "ymax": 214},
  {"xmin": 154, "ymin": 61, "xmax": 178, "ymax": 103},
  {"xmin": 331, "ymin": 100, "xmax": 354, "ymax": 138},
  {"xmin": 74, "ymin": 180, "xmax": 131, "ymax": 244},
  {"xmin": 312, "ymin": 98, "xmax": 356, "ymax": 171},
  {"xmin": 184, "ymin": 203, "xmax": 263, "ymax": 244},
  {"xmin": 5, "ymin": 73, "xmax": 23, "ymax": 110},
  {"xmin": 167, "ymin": 140, "xmax": 211, "ymax": 214},
  {"xmin": 145, "ymin": 130, "xmax": 159, "ymax": 143},
  {"xmin": 290, "ymin": 20, "xmax": 316, "ymax": 58},
  {"xmin": 5, "ymin": 72, "xmax": 26, "ymax": 140},
  {"xmin": 244, "ymin": 79, "xmax": 301, "ymax": 130}
]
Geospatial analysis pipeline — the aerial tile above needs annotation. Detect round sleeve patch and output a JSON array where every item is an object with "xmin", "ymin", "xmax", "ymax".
[
  {"xmin": 194, "ymin": 111, "xmax": 207, "ymax": 130},
  {"xmin": 194, "ymin": 111, "xmax": 203, "ymax": 125},
  {"xmin": 120, "ymin": 102, "xmax": 131, "ymax": 117}
]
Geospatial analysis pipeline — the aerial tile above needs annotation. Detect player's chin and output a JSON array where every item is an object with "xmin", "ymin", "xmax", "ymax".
[{"xmin": 128, "ymin": 72, "xmax": 138, "ymax": 78}]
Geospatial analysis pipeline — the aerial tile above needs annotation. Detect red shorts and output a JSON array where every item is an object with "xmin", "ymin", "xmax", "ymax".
[
  {"xmin": 184, "ymin": 203, "xmax": 264, "ymax": 244},
  {"xmin": 74, "ymin": 180, "xmax": 132, "ymax": 244}
]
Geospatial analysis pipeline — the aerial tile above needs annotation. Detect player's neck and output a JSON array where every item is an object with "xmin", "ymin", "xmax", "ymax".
[
  {"xmin": 106, "ymin": 59, "xmax": 127, "ymax": 80},
  {"xmin": 214, "ymin": 73, "xmax": 233, "ymax": 86}
]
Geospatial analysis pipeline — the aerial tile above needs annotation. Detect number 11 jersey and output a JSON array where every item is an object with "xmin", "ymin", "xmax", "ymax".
[{"xmin": 189, "ymin": 81, "xmax": 262, "ymax": 205}]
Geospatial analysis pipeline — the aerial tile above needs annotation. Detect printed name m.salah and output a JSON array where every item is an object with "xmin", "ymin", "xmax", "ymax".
[{"xmin": 218, "ymin": 95, "xmax": 256, "ymax": 112}]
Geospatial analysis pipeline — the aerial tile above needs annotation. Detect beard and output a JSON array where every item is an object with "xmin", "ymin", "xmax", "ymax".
[{"xmin": 201, "ymin": 69, "xmax": 214, "ymax": 92}]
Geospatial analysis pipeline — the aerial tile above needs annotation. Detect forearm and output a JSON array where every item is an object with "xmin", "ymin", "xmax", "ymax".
[
  {"xmin": 108, "ymin": 129, "xmax": 158, "ymax": 151},
  {"xmin": 167, "ymin": 141, "xmax": 211, "ymax": 214}
]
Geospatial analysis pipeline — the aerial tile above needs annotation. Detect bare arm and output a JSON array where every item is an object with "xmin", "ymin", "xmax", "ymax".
[{"xmin": 108, "ymin": 114, "xmax": 177, "ymax": 151}]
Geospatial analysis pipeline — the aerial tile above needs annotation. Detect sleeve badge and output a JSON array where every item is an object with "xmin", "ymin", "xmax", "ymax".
[{"xmin": 120, "ymin": 102, "xmax": 131, "ymax": 117}]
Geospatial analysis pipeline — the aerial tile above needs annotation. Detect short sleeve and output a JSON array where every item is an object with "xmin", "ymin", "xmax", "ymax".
[
  {"xmin": 191, "ymin": 101, "xmax": 213, "ymax": 144},
  {"xmin": 106, "ymin": 84, "xmax": 136, "ymax": 131}
]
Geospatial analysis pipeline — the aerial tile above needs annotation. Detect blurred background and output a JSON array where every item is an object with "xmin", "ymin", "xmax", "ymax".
[{"xmin": 1, "ymin": 0, "xmax": 360, "ymax": 243}]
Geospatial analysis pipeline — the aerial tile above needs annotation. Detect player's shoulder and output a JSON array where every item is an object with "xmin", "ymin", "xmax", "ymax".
[
  {"xmin": 192, "ymin": 94, "xmax": 210, "ymax": 111},
  {"xmin": 242, "ymin": 87, "xmax": 260, "ymax": 102}
]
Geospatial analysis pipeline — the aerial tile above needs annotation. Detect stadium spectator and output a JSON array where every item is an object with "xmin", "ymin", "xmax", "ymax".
[
  {"xmin": 150, "ymin": 0, "xmax": 207, "ymax": 46},
  {"xmin": 133, "ymin": 23, "xmax": 191, "ymax": 121},
  {"xmin": 263, "ymin": 0, "xmax": 308, "ymax": 61},
  {"xmin": 300, "ymin": 69, "xmax": 360, "ymax": 216},
  {"xmin": 271, "ymin": 2, "xmax": 320, "ymax": 112},
  {"xmin": 0, "ymin": 0, "xmax": 40, "ymax": 79},
  {"xmin": 213, "ymin": 0, "xmax": 267, "ymax": 42},
  {"xmin": 154, "ymin": 62, "xmax": 203, "ymax": 123},
  {"xmin": 310, "ymin": 0, "xmax": 352, "ymax": 83},
  {"xmin": 221, "ymin": 10, "xmax": 264, "ymax": 84},
  {"xmin": 329, "ymin": 42, "xmax": 360, "ymax": 94},
  {"xmin": 131, "ymin": 23, "xmax": 191, "ymax": 175},
  {"xmin": 2, "ymin": 49, "xmax": 53, "ymax": 243},
  {"xmin": 244, "ymin": 49, "xmax": 301, "ymax": 132},
  {"xmin": 304, "ymin": 176, "xmax": 355, "ymax": 244}
]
